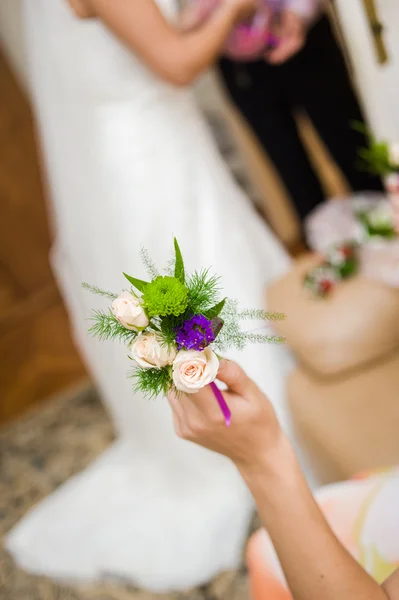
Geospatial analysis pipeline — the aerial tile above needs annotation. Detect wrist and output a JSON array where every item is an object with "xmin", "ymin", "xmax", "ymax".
[
  {"xmin": 237, "ymin": 432, "xmax": 297, "ymax": 489},
  {"xmin": 238, "ymin": 435, "xmax": 310, "ymax": 526}
]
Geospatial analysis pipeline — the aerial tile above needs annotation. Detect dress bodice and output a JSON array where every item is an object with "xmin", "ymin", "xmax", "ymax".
[{"xmin": 39, "ymin": 0, "xmax": 184, "ymax": 105}]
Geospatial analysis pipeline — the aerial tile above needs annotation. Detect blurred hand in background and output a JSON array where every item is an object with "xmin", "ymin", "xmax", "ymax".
[{"xmin": 266, "ymin": 9, "xmax": 307, "ymax": 64}]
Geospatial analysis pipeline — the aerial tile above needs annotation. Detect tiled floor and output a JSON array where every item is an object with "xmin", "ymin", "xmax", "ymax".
[{"xmin": 0, "ymin": 385, "xmax": 257, "ymax": 600}]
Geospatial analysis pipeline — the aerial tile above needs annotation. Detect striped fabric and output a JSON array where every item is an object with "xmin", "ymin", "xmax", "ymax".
[{"xmin": 247, "ymin": 468, "xmax": 399, "ymax": 600}]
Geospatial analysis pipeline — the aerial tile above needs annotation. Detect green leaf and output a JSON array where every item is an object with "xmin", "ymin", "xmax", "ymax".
[
  {"xmin": 173, "ymin": 238, "xmax": 185, "ymax": 283},
  {"xmin": 351, "ymin": 120, "xmax": 370, "ymax": 136},
  {"xmin": 203, "ymin": 298, "xmax": 226, "ymax": 320},
  {"xmin": 123, "ymin": 272, "xmax": 149, "ymax": 293}
]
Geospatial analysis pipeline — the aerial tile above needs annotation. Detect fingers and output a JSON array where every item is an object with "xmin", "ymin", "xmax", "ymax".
[
  {"xmin": 266, "ymin": 36, "xmax": 304, "ymax": 64},
  {"xmin": 168, "ymin": 360, "xmax": 257, "ymax": 438},
  {"xmin": 167, "ymin": 390, "xmax": 184, "ymax": 435},
  {"xmin": 167, "ymin": 389, "xmax": 184, "ymax": 419},
  {"xmin": 172, "ymin": 410, "xmax": 183, "ymax": 437},
  {"xmin": 186, "ymin": 384, "xmax": 227, "ymax": 426},
  {"xmin": 216, "ymin": 359, "xmax": 258, "ymax": 399},
  {"xmin": 266, "ymin": 10, "xmax": 305, "ymax": 64},
  {"xmin": 168, "ymin": 389, "xmax": 217, "ymax": 437}
]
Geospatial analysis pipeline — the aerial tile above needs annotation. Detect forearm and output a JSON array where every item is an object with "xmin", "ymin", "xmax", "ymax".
[
  {"xmin": 90, "ymin": 0, "xmax": 236, "ymax": 86},
  {"xmin": 240, "ymin": 435, "xmax": 388, "ymax": 600},
  {"xmin": 171, "ymin": 4, "xmax": 237, "ymax": 84}
]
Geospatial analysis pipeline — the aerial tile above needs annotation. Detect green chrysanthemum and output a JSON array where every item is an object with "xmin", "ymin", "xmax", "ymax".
[{"xmin": 143, "ymin": 276, "xmax": 188, "ymax": 317}]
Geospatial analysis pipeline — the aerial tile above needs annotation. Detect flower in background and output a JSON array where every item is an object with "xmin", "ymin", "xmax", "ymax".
[
  {"xmin": 143, "ymin": 276, "xmax": 189, "ymax": 317},
  {"xmin": 328, "ymin": 244, "xmax": 354, "ymax": 267},
  {"xmin": 326, "ymin": 242, "xmax": 358, "ymax": 279},
  {"xmin": 368, "ymin": 204, "xmax": 394, "ymax": 230},
  {"xmin": 112, "ymin": 291, "xmax": 149, "ymax": 331},
  {"xmin": 388, "ymin": 142, "xmax": 399, "ymax": 170},
  {"xmin": 304, "ymin": 264, "xmax": 340, "ymax": 298},
  {"xmin": 357, "ymin": 203, "xmax": 396, "ymax": 240},
  {"xmin": 175, "ymin": 314, "xmax": 223, "ymax": 351},
  {"xmin": 172, "ymin": 347, "xmax": 219, "ymax": 394},
  {"xmin": 305, "ymin": 241, "xmax": 360, "ymax": 298},
  {"xmin": 130, "ymin": 332, "xmax": 176, "ymax": 369}
]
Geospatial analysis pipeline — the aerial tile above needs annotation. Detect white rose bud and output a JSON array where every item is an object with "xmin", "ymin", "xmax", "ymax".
[
  {"xmin": 130, "ymin": 333, "xmax": 176, "ymax": 369},
  {"xmin": 172, "ymin": 348, "xmax": 219, "ymax": 394},
  {"xmin": 389, "ymin": 142, "xmax": 399, "ymax": 169},
  {"xmin": 112, "ymin": 291, "xmax": 149, "ymax": 331}
]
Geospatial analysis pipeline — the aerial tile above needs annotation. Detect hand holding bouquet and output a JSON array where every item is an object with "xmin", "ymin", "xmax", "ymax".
[{"xmin": 83, "ymin": 239, "xmax": 285, "ymax": 425}]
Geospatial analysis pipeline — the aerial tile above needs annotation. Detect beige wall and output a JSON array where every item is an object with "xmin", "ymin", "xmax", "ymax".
[{"xmin": 0, "ymin": 0, "xmax": 28, "ymax": 90}]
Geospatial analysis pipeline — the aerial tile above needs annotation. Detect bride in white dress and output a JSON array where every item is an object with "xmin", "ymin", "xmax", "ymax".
[{"xmin": 6, "ymin": 0, "xmax": 295, "ymax": 591}]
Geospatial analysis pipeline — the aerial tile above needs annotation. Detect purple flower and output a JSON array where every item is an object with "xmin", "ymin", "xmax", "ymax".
[{"xmin": 175, "ymin": 315, "xmax": 222, "ymax": 351}]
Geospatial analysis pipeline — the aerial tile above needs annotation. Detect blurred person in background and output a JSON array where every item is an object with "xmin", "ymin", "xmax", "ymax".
[
  {"xmin": 5, "ymin": 0, "xmax": 297, "ymax": 591},
  {"xmin": 168, "ymin": 359, "xmax": 399, "ymax": 600},
  {"xmin": 217, "ymin": 0, "xmax": 384, "ymax": 222}
]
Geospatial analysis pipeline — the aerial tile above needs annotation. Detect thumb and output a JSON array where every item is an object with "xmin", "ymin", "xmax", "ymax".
[{"xmin": 217, "ymin": 359, "xmax": 257, "ymax": 399}]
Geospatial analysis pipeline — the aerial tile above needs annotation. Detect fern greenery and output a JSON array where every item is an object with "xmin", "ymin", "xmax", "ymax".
[
  {"xmin": 88, "ymin": 310, "xmax": 137, "ymax": 343},
  {"xmin": 130, "ymin": 366, "xmax": 172, "ymax": 399}
]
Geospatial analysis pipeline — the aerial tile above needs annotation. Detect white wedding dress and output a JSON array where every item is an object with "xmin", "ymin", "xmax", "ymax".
[{"xmin": 6, "ymin": 0, "xmax": 295, "ymax": 591}]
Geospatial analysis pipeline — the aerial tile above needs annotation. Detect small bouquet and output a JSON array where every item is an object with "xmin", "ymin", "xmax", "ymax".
[
  {"xmin": 304, "ymin": 242, "xmax": 359, "ymax": 298},
  {"xmin": 83, "ymin": 239, "xmax": 285, "ymax": 426}
]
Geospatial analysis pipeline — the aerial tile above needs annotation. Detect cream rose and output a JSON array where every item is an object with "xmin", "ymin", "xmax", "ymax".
[
  {"xmin": 172, "ymin": 348, "xmax": 219, "ymax": 394},
  {"xmin": 389, "ymin": 142, "xmax": 399, "ymax": 168},
  {"xmin": 112, "ymin": 291, "xmax": 149, "ymax": 331},
  {"xmin": 130, "ymin": 333, "xmax": 176, "ymax": 369}
]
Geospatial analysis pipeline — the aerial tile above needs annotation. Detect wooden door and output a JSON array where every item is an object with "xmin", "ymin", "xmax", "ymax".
[{"xmin": 0, "ymin": 50, "xmax": 87, "ymax": 424}]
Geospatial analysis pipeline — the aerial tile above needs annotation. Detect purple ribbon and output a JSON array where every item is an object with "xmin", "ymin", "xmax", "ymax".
[{"xmin": 210, "ymin": 381, "xmax": 231, "ymax": 427}]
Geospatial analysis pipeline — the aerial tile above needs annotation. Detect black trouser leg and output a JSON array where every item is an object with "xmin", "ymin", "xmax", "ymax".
[
  {"xmin": 218, "ymin": 16, "xmax": 383, "ymax": 223},
  {"xmin": 218, "ymin": 60, "xmax": 325, "ymax": 221}
]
